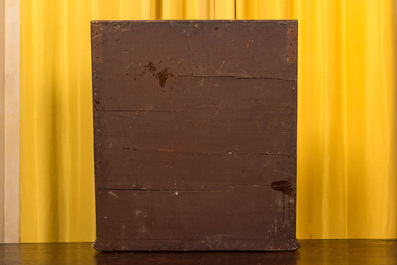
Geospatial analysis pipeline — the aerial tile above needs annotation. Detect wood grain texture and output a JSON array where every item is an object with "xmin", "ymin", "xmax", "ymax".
[
  {"xmin": 92, "ymin": 20, "xmax": 298, "ymax": 251},
  {"xmin": 95, "ymin": 188, "xmax": 296, "ymax": 251}
]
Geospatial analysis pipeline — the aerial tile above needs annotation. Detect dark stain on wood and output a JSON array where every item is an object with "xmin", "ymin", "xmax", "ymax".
[
  {"xmin": 91, "ymin": 20, "xmax": 298, "ymax": 251},
  {"xmin": 155, "ymin": 67, "xmax": 170, "ymax": 87},
  {"xmin": 271, "ymin": 181, "xmax": 295, "ymax": 197},
  {"xmin": 144, "ymin": 61, "xmax": 157, "ymax": 72}
]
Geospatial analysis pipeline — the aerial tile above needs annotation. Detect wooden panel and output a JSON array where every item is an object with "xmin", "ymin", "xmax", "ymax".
[
  {"xmin": 94, "ymin": 110, "xmax": 296, "ymax": 190},
  {"xmin": 93, "ymin": 77, "xmax": 296, "ymax": 113},
  {"xmin": 94, "ymin": 146, "xmax": 295, "ymax": 190},
  {"xmin": 91, "ymin": 20, "xmax": 297, "ymax": 93},
  {"xmin": 95, "ymin": 188, "xmax": 297, "ymax": 251},
  {"xmin": 92, "ymin": 20, "xmax": 298, "ymax": 251}
]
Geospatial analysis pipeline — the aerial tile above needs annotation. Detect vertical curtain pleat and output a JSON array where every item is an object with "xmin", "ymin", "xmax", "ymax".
[
  {"xmin": 21, "ymin": 0, "xmax": 98, "ymax": 242},
  {"xmin": 214, "ymin": 0, "xmax": 235, "ymax": 19},
  {"xmin": 162, "ymin": 0, "xmax": 186, "ymax": 19},
  {"xmin": 296, "ymin": 0, "xmax": 349, "ymax": 238},
  {"xmin": 344, "ymin": 0, "xmax": 396, "ymax": 238},
  {"xmin": 20, "ymin": 0, "xmax": 397, "ymax": 242},
  {"xmin": 296, "ymin": 0, "xmax": 397, "ymax": 239}
]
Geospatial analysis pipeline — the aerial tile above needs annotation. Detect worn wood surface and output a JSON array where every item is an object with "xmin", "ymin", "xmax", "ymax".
[
  {"xmin": 92, "ymin": 20, "xmax": 298, "ymax": 251},
  {"xmin": 2, "ymin": 241, "xmax": 397, "ymax": 265}
]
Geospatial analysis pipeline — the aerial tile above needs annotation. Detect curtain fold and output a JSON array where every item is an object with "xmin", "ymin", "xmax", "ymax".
[{"xmin": 20, "ymin": 0, "xmax": 396, "ymax": 242}]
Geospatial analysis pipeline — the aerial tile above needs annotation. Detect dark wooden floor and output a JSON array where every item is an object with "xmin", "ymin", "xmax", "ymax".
[{"xmin": 0, "ymin": 240, "xmax": 396, "ymax": 265}]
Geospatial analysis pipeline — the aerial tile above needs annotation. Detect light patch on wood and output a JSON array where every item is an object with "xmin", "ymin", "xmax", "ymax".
[
  {"xmin": 107, "ymin": 191, "xmax": 119, "ymax": 198},
  {"xmin": 140, "ymin": 226, "xmax": 148, "ymax": 234}
]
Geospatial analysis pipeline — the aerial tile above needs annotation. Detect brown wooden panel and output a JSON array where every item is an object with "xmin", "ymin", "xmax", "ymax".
[
  {"xmin": 92, "ymin": 20, "xmax": 298, "ymax": 251},
  {"xmin": 94, "ymin": 148, "xmax": 295, "ymax": 190},
  {"xmin": 93, "ymin": 110, "xmax": 295, "ymax": 155},
  {"xmin": 93, "ymin": 76, "xmax": 296, "ymax": 112},
  {"xmin": 91, "ymin": 21, "xmax": 297, "ymax": 96},
  {"xmin": 94, "ymin": 188, "xmax": 297, "ymax": 251}
]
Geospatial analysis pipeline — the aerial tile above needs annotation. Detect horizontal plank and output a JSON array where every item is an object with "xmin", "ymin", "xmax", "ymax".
[
  {"xmin": 94, "ymin": 188, "xmax": 298, "ymax": 251},
  {"xmin": 94, "ymin": 148, "xmax": 295, "ymax": 190},
  {"xmin": 93, "ymin": 110, "xmax": 295, "ymax": 155},
  {"xmin": 91, "ymin": 20, "xmax": 297, "ymax": 85},
  {"xmin": 93, "ymin": 76, "xmax": 296, "ymax": 112}
]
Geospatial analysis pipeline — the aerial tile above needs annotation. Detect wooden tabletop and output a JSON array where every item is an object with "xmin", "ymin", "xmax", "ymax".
[{"xmin": 0, "ymin": 240, "xmax": 396, "ymax": 265}]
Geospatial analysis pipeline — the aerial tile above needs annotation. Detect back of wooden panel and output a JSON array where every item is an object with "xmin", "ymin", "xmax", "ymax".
[{"xmin": 91, "ymin": 20, "xmax": 298, "ymax": 251}]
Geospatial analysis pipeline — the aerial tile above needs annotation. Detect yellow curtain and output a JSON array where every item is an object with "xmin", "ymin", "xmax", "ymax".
[{"xmin": 20, "ymin": 0, "xmax": 396, "ymax": 242}]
